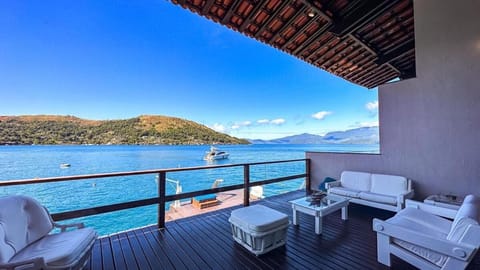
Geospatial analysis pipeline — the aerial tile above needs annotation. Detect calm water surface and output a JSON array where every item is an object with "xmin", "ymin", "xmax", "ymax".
[{"xmin": 0, "ymin": 144, "xmax": 378, "ymax": 235}]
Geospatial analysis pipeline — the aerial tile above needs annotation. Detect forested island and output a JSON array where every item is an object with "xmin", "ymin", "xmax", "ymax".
[{"xmin": 0, "ymin": 115, "xmax": 249, "ymax": 145}]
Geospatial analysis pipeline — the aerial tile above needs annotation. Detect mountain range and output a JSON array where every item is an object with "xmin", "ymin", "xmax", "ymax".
[
  {"xmin": 0, "ymin": 115, "xmax": 248, "ymax": 145},
  {"xmin": 248, "ymin": 126, "xmax": 379, "ymax": 144}
]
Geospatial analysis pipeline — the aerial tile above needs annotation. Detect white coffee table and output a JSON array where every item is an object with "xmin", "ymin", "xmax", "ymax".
[{"xmin": 289, "ymin": 195, "xmax": 349, "ymax": 235}]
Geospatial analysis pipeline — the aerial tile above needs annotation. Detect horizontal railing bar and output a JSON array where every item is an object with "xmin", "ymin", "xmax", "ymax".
[
  {"xmin": 0, "ymin": 158, "xmax": 307, "ymax": 186},
  {"xmin": 51, "ymin": 197, "xmax": 160, "ymax": 221},
  {"xmin": 50, "ymin": 173, "xmax": 306, "ymax": 221},
  {"xmin": 249, "ymin": 173, "xmax": 307, "ymax": 187}
]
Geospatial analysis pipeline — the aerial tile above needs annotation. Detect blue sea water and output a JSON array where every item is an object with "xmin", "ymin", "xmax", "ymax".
[{"xmin": 0, "ymin": 144, "xmax": 378, "ymax": 235}]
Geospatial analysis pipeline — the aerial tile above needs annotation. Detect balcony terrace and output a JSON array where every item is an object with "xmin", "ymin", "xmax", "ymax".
[{"xmin": 87, "ymin": 190, "xmax": 479, "ymax": 270}]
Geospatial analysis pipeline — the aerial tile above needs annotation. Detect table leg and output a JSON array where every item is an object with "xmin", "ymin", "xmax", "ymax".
[
  {"xmin": 292, "ymin": 208, "xmax": 298, "ymax": 225},
  {"xmin": 341, "ymin": 206, "xmax": 348, "ymax": 220},
  {"xmin": 315, "ymin": 216, "xmax": 322, "ymax": 234}
]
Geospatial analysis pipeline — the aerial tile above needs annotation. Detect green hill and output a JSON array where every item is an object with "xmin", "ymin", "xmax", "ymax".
[{"xmin": 0, "ymin": 115, "xmax": 249, "ymax": 145}]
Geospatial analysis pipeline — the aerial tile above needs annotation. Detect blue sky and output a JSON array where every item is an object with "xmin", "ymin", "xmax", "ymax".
[{"xmin": 0, "ymin": 0, "xmax": 378, "ymax": 140}]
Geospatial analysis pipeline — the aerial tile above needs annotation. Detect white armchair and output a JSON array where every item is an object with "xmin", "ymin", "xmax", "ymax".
[
  {"xmin": 0, "ymin": 195, "xmax": 97, "ymax": 270},
  {"xmin": 373, "ymin": 194, "xmax": 480, "ymax": 270}
]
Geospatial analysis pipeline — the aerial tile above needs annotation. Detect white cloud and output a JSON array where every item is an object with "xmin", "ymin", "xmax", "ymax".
[
  {"xmin": 241, "ymin": 121, "xmax": 251, "ymax": 126},
  {"xmin": 312, "ymin": 111, "xmax": 332, "ymax": 120},
  {"xmin": 366, "ymin": 101, "xmax": 379, "ymax": 112},
  {"xmin": 257, "ymin": 119, "xmax": 269, "ymax": 124},
  {"xmin": 231, "ymin": 124, "xmax": 240, "ymax": 129},
  {"xmin": 211, "ymin": 123, "xmax": 226, "ymax": 132},
  {"xmin": 270, "ymin": 118, "xmax": 285, "ymax": 125}
]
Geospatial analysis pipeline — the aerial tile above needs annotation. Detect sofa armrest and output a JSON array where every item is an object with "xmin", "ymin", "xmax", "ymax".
[
  {"xmin": 325, "ymin": 180, "xmax": 341, "ymax": 189},
  {"xmin": 396, "ymin": 189, "xmax": 415, "ymax": 204},
  {"xmin": 373, "ymin": 218, "xmax": 478, "ymax": 261},
  {"xmin": 54, "ymin": 222, "xmax": 85, "ymax": 232},
  {"xmin": 0, "ymin": 257, "xmax": 46, "ymax": 270}
]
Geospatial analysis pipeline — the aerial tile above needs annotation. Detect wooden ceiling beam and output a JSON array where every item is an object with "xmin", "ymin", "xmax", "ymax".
[
  {"xmin": 254, "ymin": 1, "xmax": 293, "ymax": 38},
  {"xmin": 375, "ymin": 39, "xmax": 414, "ymax": 65},
  {"xmin": 299, "ymin": 0, "xmax": 332, "ymax": 21},
  {"xmin": 306, "ymin": 37, "xmax": 341, "ymax": 61},
  {"xmin": 322, "ymin": 42, "xmax": 359, "ymax": 69},
  {"xmin": 314, "ymin": 38, "xmax": 353, "ymax": 66},
  {"xmin": 202, "ymin": 0, "xmax": 216, "ymax": 15},
  {"xmin": 269, "ymin": 5, "xmax": 308, "ymax": 44},
  {"xmin": 280, "ymin": 15, "xmax": 320, "ymax": 51},
  {"xmin": 330, "ymin": 0, "xmax": 401, "ymax": 37},
  {"xmin": 221, "ymin": 0, "xmax": 245, "ymax": 25},
  {"xmin": 239, "ymin": 1, "xmax": 270, "ymax": 32},
  {"xmin": 292, "ymin": 22, "xmax": 332, "ymax": 55}
]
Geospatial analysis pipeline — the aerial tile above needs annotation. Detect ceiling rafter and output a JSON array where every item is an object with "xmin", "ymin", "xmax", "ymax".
[
  {"xmin": 238, "ymin": 1, "xmax": 270, "ymax": 32},
  {"xmin": 268, "ymin": 5, "xmax": 308, "ymax": 44},
  {"xmin": 221, "ymin": 0, "xmax": 244, "ymax": 24},
  {"xmin": 330, "ymin": 0, "xmax": 402, "ymax": 37},
  {"xmin": 254, "ymin": 1, "xmax": 293, "ymax": 38},
  {"xmin": 202, "ymin": 0, "xmax": 216, "ymax": 15},
  {"xmin": 280, "ymin": 15, "xmax": 321, "ymax": 51},
  {"xmin": 375, "ymin": 39, "xmax": 415, "ymax": 65}
]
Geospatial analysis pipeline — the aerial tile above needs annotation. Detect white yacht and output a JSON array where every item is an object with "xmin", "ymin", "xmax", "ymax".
[{"xmin": 203, "ymin": 146, "xmax": 229, "ymax": 161}]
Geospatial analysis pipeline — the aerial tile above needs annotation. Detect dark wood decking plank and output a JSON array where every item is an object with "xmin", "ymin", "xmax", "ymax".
[
  {"xmin": 200, "ymin": 212, "xmax": 267, "ymax": 270},
  {"xmin": 143, "ymin": 225, "xmax": 189, "ymax": 268},
  {"xmin": 131, "ymin": 228, "xmax": 167, "ymax": 269},
  {"xmin": 160, "ymin": 225, "xmax": 203, "ymax": 269},
  {"xmin": 117, "ymin": 232, "xmax": 140, "ymax": 270},
  {"xmin": 100, "ymin": 238, "xmax": 115, "ymax": 270},
  {"xmin": 139, "ymin": 227, "xmax": 176, "ymax": 269},
  {"xmin": 172, "ymin": 218, "xmax": 233, "ymax": 269},
  {"xmin": 164, "ymin": 224, "xmax": 211, "ymax": 269},
  {"xmin": 90, "ymin": 241, "xmax": 102, "ymax": 270},
  {"xmin": 94, "ymin": 190, "xmax": 480, "ymax": 270},
  {"xmin": 125, "ymin": 230, "xmax": 154, "ymax": 269},
  {"xmin": 109, "ymin": 234, "xmax": 128, "ymax": 270}
]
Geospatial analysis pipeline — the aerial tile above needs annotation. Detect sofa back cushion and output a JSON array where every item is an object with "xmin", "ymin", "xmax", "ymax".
[
  {"xmin": 447, "ymin": 195, "xmax": 480, "ymax": 243},
  {"xmin": 340, "ymin": 171, "xmax": 371, "ymax": 191},
  {"xmin": 370, "ymin": 174, "xmax": 409, "ymax": 196},
  {"xmin": 0, "ymin": 196, "xmax": 53, "ymax": 263}
]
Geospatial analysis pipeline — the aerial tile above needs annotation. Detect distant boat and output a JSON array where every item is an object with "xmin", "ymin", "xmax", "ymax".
[
  {"xmin": 60, "ymin": 163, "xmax": 71, "ymax": 168},
  {"xmin": 203, "ymin": 146, "xmax": 229, "ymax": 161}
]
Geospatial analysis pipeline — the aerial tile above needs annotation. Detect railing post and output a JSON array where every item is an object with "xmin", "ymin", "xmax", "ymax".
[
  {"xmin": 158, "ymin": 171, "xmax": 166, "ymax": 229},
  {"xmin": 305, "ymin": 158, "xmax": 311, "ymax": 196},
  {"xmin": 243, "ymin": 164, "xmax": 250, "ymax": 206}
]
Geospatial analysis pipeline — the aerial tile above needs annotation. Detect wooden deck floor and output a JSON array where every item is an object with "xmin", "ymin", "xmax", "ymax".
[{"xmin": 87, "ymin": 191, "xmax": 480, "ymax": 270}]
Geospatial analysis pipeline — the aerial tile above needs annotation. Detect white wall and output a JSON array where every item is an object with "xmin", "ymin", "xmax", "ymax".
[{"xmin": 307, "ymin": 0, "xmax": 480, "ymax": 198}]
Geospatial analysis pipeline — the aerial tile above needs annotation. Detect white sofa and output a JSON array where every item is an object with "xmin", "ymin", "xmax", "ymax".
[
  {"xmin": 373, "ymin": 195, "xmax": 480, "ymax": 269},
  {"xmin": 326, "ymin": 171, "xmax": 414, "ymax": 212}
]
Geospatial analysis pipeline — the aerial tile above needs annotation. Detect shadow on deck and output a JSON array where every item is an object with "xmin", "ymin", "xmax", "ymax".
[{"xmin": 87, "ymin": 191, "xmax": 480, "ymax": 270}]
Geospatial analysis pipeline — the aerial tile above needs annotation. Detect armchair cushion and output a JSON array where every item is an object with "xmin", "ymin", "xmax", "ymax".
[
  {"xmin": 0, "ymin": 196, "xmax": 53, "ymax": 263},
  {"xmin": 370, "ymin": 174, "xmax": 408, "ymax": 196},
  {"xmin": 340, "ymin": 171, "xmax": 371, "ymax": 191},
  {"xmin": 387, "ymin": 209, "xmax": 450, "ymax": 267},
  {"xmin": 10, "ymin": 227, "xmax": 96, "ymax": 268}
]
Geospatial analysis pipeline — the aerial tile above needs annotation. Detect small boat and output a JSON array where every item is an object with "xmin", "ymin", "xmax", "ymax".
[
  {"xmin": 60, "ymin": 163, "xmax": 71, "ymax": 168},
  {"xmin": 203, "ymin": 146, "xmax": 229, "ymax": 161}
]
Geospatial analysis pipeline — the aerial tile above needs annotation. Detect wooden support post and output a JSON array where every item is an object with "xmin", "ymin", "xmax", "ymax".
[
  {"xmin": 305, "ymin": 158, "xmax": 311, "ymax": 195},
  {"xmin": 243, "ymin": 165, "xmax": 250, "ymax": 207},
  {"xmin": 158, "ymin": 172, "xmax": 166, "ymax": 229}
]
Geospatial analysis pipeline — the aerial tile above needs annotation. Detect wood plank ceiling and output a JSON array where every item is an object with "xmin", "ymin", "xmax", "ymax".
[{"xmin": 170, "ymin": 0, "xmax": 415, "ymax": 89}]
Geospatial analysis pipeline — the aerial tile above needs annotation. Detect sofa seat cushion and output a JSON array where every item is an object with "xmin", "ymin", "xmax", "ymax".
[
  {"xmin": 358, "ymin": 192, "xmax": 397, "ymax": 205},
  {"xmin": 229, "ymin": 205, "xmax": 289, "ymax": 233},
  {"xmin": 10, "ymin": 228, "xmax": 97, "ymax": 268},
  {"xmin": 340, "ymin": 171, "xmax": 371, "ymax": 191},
  {"xmin": 370, "ymin": 174, "xmax": 408, "ymax": 196},
  {"xmin": 329, "ymin": 187, "xmax": 360, "ymax": 198},
  {"xmin": 387, "ymin": 212, "xmax": 449, "ymax": 267},
  {"xmin": 448, "ymin": 194, "xmax": 480, "ymax": 242}
]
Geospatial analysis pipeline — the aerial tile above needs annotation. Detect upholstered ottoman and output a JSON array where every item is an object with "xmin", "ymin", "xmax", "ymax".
[{"xmin": 229, "ymin": 205, "xmax": 289, "ymax": 255}]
